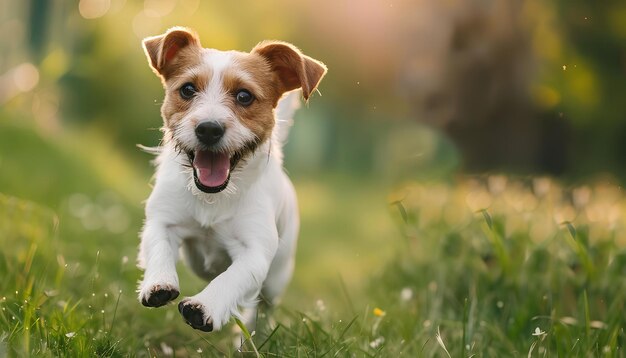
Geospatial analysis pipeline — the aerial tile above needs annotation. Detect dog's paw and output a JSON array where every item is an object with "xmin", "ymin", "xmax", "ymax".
[
  {"xmin": 178, "ymin": 300, "xmax": 214, "ymax": 332},
  {"xmin": 139, "ymin": 284, "xmax": 180, "ymax": 307}
]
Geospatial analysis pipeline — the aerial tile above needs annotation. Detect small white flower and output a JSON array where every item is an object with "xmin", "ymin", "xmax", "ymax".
[
  {"xmin": 532, "ymin": 327, "xmax": 546, "ymax": 336},
  {"xmin": 65, "ymin": 332, "xmax": 76, "ymax": 338},
  {"xmin": 400, "ymin": 288, "xmax": 413, "ymax": 302},
  {"xmin": 160, "ymin": 342, "xmax": 173, "ymax": 356},
  {"xmin": 369, "ymin": 336, "xmax": 385, "ymax": 349},
  {"xmin": 197, "ymin": 348, "xmax": 203, "ymax": 353}
]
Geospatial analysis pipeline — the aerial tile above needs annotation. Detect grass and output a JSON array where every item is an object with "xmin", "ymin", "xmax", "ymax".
[{"xmin": 2, "ymin": 118, "xmax": 626, "ymax": 356}]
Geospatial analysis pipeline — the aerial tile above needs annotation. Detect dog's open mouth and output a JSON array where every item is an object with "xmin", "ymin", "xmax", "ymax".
[{"xmin": 188, "ymin": 149, "xmax": 241, "ymax": 193}]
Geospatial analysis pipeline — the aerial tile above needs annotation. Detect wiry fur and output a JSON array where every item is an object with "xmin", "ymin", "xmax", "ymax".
[{"xmin": 136, "ymin": 27, "xmax": 326, "ymax": 333}]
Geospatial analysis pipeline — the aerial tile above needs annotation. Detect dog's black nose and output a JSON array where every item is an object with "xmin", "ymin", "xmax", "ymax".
[{"xmin": 195, "ymin": 122, "xmax": 225, "ymax": 146}]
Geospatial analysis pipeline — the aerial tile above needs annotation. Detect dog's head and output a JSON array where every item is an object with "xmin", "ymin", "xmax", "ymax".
[{"xmin": 143, "ymin": 27, "xmax": 327, "ymax": 194}]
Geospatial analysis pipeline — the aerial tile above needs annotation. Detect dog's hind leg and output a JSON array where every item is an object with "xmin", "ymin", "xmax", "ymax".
[
  {"xmin": 180, "ymin": 233, "xmax": 231, "ymax": 282},
  {"xmin": 262, "ymin": 191, "xmax": 299, "ymax": 306}
]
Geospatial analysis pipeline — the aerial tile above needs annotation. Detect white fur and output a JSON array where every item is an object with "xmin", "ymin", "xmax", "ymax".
[
  {"xmin": 171, "ymin": 50, "xmax": 257, "ymax": 156},
  {"xmin": 138, "ymin": 76, "xmax": 301, "ymax": 332}
]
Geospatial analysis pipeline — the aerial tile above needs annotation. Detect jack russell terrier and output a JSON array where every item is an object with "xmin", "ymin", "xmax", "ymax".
[{"xmin": 136, "ymin": 27, "xmax": 327, "ymax": 332}]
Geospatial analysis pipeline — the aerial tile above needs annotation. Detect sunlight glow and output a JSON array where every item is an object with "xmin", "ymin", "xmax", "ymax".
[
  {"xmin": 78, "ymin": 0, "xmax": 111, "ymax": 19},
  {"xmin": 144, "ymin": 0, "xmax": 176, "ymax": 17},
  {"xmin": 0, "ymin": 63, "xmax": 39, "ymax": 103}
]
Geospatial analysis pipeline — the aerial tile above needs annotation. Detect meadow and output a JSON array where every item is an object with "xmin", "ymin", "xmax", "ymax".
[
  {"xmin": 2, "ymin": 0, "xmax": 625, "ymax": 356},
  {"xmin": 1, "ymin": 117, "xmax": 625, "ymax": 357}
]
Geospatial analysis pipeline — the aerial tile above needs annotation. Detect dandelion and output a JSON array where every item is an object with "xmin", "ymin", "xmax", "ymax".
[{"xmin": 373, "ymin": 307, "xmax": 386, "ymax": 317}]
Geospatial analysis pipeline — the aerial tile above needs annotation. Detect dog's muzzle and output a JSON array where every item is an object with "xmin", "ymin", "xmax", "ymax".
[{"xmin": 188, "ymin": 122, "xmax": 232, "ymax": 193}]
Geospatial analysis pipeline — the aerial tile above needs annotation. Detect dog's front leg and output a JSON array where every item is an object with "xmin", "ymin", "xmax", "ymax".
[
  {"xmin": 137, "ymin": 219, "xmax": 181, "ymax": 307},
  {"xmin": 178, "ymin": 218, "xmax": 278, "ymax": 332}
]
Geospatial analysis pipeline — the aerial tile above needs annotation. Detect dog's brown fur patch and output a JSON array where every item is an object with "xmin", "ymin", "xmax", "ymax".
[{"xmin": 143, "ymin": 28, "xmax": 327, "ymax": 162}]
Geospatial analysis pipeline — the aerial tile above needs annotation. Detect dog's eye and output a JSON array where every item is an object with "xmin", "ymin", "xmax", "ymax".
[
  {"xmin": 180, "ymin": 83, "xmax": 196, "ymax": 100},
  {"xmin": 235, "ymin": 89, "xmax": 254, "ymax": 106}
]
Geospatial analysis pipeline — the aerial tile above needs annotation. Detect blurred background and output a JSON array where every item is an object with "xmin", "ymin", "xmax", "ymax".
[{"xmin": 1, "ymin": 0, "xmax": 625, "ymax": 305}]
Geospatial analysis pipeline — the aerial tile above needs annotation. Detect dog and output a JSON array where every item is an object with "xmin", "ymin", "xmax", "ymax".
[{"xmin": 136, "ymin": 27, "xmax": 327, "ymax": 332}]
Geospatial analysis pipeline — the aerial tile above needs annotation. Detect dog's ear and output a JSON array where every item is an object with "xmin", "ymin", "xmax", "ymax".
[
  {"xmin": 143, "ymin": 27, "xmax": 201, "ymax": 78},
  {"xmin": 253, "ymin": 41, "xmax": 327, "ymax": 101}
]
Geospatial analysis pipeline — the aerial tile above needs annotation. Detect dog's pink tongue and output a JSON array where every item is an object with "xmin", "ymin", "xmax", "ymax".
[{"xmin": 193, "ymin": 150, "xmax": 230, "ymax": 188}]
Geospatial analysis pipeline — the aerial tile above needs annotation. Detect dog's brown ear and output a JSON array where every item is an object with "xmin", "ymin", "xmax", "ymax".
[
  {"xmin": 143, "ymin": 27, "xmax": 201, "ymax": 78},
  {"xmin": 253, "ymin": 41, "xmax": 327, "ymax": 101}
]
